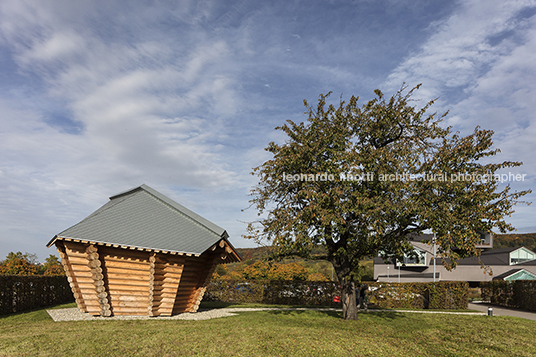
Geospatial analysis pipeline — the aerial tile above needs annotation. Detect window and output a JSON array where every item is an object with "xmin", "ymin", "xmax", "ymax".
[
  {"xmin": 478, "ymin": 232, "xmax": 491, "ymax": 246},
  {"xmin": 504, "ymin": 270, "xmax": 536, "ymax": 281},
  {"xmin": 397, "ymin": 247, "xmax": 427, "ymax": 266},
  {"xmin": 510, "ymin": 248, "xmax": 536, "ymax": 265}
]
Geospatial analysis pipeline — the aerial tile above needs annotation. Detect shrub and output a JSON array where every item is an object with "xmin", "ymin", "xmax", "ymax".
[
  {"xmin": 205, "ymin": 280, "xmax": 469, "ymax": 309},
  {"xmin": 480, "ymin": 280, "xmax": 536, "ymax": 312},
  {"xmin": 366, "ymin": 281, "xmax": 468, "ymax": 310},
  {"xmin": 0, "ymin": 275, "xmax": 74, "ymax": 315}
]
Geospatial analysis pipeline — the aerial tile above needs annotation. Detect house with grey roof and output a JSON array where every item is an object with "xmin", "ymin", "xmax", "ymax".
[
  {"xmin": 47, "ymin": 184, "xmax": 240, "ymax": 317},
  {"xmin": 373, "ymin": 233, "xmax": 536, "ymax": 284}
]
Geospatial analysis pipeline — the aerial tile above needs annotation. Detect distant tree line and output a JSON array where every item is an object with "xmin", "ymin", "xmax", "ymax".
[
  {"xmin": 0, "ymin": 252, "xmax": 64, "ymax": 276},
  {"xmin": 494, "ymin": 234, "xmax": 536, "ymax": 253},
  {"xmin": 214, "ymin": 260, "xmax": 330, "ymax": 281}
]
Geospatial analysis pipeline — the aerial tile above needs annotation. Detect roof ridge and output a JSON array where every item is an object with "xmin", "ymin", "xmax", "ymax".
[
  {"xmin": 47, "ymin": 192, "xmax": 138, "ymax": 247},
  {"xmin": 47, "ymin": 184, "xmax": 235, "ymax": 257},
  {"xmin": 136, "ymin": 184, "xmax": 227, "ymax": 238}
]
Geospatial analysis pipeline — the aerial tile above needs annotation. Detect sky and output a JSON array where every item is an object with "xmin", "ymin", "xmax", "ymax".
[{"xmin": 1, "ymin": 0, "xmax": 536, "ymax": 262}]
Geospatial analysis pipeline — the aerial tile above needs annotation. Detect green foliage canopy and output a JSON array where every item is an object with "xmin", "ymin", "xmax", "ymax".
[
  {"xmin": 0, "ymin": 252, "xmax": 64, "ymax": 275},
  {"xmin": 494, "ymin": 233, "xmax": 536, "ymax": 252},
  {"xmin": 0, "ymin": 252, "xmax": 39, "ymax": 275},
  {"xmin": 247, "ymin": 85, "xmax": 530, "ymax": 318}
]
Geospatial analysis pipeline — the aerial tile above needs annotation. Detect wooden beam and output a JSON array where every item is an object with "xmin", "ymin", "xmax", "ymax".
[
  {"xmin": 147, "ymin": 252, "xmax": 156, "ymax": 316},
  {"xmin": 105, "ymin": 273, "xmax": 150, "ymax": 281},
  {"xmin": 56, "ymin": 241, "xmax": 88, "ymax": 312},
  {"xmin": 152, "ymin": 253, "xmax": 184, "ymax": 316},
  {"xmin": 85, "ymin": 244, "xmax": 112, "ymax": 317},
  {"xmin": 188, "ymin": 256, "xmax": 219, "ymax": 312}
]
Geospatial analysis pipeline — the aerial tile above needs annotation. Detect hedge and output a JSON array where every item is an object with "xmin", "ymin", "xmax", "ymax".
[
  {"xmin": 365, "ymin": 281, "xmax": 468, "ymax": 309},
  {"xmin": 480, "ymin": 280, "xmax": 536, "ymax": 312},
  {"xmin": 205, "ymin": 280, "xmax": 469, "ymax": 309},
  {"xmin": 0, "ymin": 275, "xmax": 74, "ymax": 315},
  {"xmin": 205, "ymin": 280, "xmax": 341, "ymax": 306}
]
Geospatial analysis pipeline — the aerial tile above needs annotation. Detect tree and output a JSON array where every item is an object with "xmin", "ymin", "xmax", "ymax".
[
  {"xmin": 246, "ymin": 85, "xmax": 531, "ymax": 320},
  {"xmin": 307, "ymin": 272, "xmax": 329, "ymax": 282},
  {"xmin": 42, "ymin": 255, "xmax": 65, "ymax": 276},
  {"xmin": 241, "ymin": 261, "xmax": 309, "ymax": 281},
  {"xmin": 493, "ymin": 233, "xmax": 536, "ymax": 252},
  {"xmin": 269, "ymin": 262, "xmax": 308, "ymax": 281},
  {"xmin": 0, "ymin": 252, "xmax": 39, "ymax": 275},
  {"xmin": 242, "ymin": 261, "xmax": 271, "ymax": 280}
]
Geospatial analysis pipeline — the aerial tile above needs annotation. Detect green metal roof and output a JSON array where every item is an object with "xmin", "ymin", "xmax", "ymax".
[
  {"xmin": 494, "ymin": 268, "xmax": 536, "ymax": 281},
  {"xmin": 47, "ymin": 184, "xmax": 236, "ymax": 257}
]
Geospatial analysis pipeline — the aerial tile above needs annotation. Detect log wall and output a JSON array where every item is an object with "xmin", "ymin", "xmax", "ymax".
[{"xmin": 55, "ymin": 239, "xmax": 232, "ymax": 316}]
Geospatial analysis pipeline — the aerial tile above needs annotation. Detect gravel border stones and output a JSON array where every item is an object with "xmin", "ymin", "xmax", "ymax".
[
  {"xmin": 46, "ymin": 307, "xmax": 484, "ymax": 322},
  {"xmin": 46, "ymin": 307, "xmax": 342, "ymax": 322}
]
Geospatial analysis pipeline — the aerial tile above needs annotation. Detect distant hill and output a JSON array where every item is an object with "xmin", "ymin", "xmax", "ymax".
[
  {"xmin": 235, "ymin": 245, "xmax": 328, "ymax": 262},
  {"xmin": 236, "ymin": 233, "xmax": 536, "ymax": 262},
  {"xmin": 233, "ymin": 245, "xmax": 373, "ymax": 281},
  {"xmin": 493, "ymin": 233, "xmax": 536, "ymax": 252},
  {"xmin": 235, "ymin": 246, "xmax": 273, "ymax": 262},
  {"xmin": 230, "ymin": 234, "xmax": 536, "ymax": 282}
]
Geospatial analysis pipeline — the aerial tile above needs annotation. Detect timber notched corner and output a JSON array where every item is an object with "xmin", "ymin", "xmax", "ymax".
[{"xmin": 46, "ymin": 184, "xmax": 241, "ymax": 317}]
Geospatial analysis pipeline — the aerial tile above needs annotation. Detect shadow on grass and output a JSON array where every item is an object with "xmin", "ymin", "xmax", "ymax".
[
  {"xmin": 199, "ymin": 301, "xmax": 237, "ymax": 309},
  {"xmin": 267, "ymin": 309, "xmax": 343, "ymax": 319},
  {"xmin": 264, "ymin": 308, "xmax": 405, "ymax": 321},
  {"xmin": 200, "ymin": 301, "xmax": 342, "ymax": 309},
  {"xmin": 0, "ymin": 302, "xmax": 77, "ymax": 320},
  {"xmin": 366, "ymin": 310, "xmax": 406, "ymax": 320}
]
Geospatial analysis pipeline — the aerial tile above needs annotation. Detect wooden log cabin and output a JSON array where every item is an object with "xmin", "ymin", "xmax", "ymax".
[{"xmin": 46, "ymin": 184, "xmax": 241, "ymax": 317}]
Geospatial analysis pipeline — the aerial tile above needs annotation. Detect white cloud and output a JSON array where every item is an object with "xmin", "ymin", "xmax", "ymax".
[
  {"xmin": 383, "ymin": 0, "xmax": 536, "ymax": 232},
  {"xmin": 1, "ymin": 0, "xmax": 536, "ymax": 260},
  {"xmin": 385, "ymin": 0, "xmax": 533, "ymax": 95},
  {"xmin": 20, "ymin": 31, "xmax": 86, "ymax": 64},
  {"xmin": 0, "ymin": 1, "xmax": 254, "ymax": 260}
]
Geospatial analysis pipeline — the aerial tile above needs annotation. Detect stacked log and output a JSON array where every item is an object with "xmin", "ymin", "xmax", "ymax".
[
  {"xmin": 54, "ymin": 239, "xmax": 236, "ymax": 316},
  {"xmin": 86, "ymin": 245, "xmax": 111, "ymax": 317},
  {"xmin": 189, "ymin": 259, "xmax": 218, "ymax": 312},
  {"xmin": 187, "ymin": 242, "xmax": 232, "ymax": 312},
  {"xmin": 56, "ymin": 242, "xmax": 86, "ymax": 312},
  {"xmin": 151, "ymin": 254, "xmax": 184, "ymax": 316},
  {"xmin": 148, "ymin": 253, "xmax": 156, "ymax": 316},
  {"xmin": 99, "ymin": 247, "xmax": 150, "ymax": 316},
  {"xmin": 61, "ymin": 241, "xmax": 102, "ymax": 315},
  {"xmin": 172, "ymin": 257, "xmax": 206, "ymax": 314}
]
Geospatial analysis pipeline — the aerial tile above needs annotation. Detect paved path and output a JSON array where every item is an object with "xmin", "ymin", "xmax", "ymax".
[{"xmin": 468, "ymin": 302, "xmax": 536, "ymax": 321}]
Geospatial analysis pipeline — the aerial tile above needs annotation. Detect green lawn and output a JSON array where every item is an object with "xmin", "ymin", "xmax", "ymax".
[{"xmin": 1, "ymin": 303, "xmax": 535, "ymax": 356}]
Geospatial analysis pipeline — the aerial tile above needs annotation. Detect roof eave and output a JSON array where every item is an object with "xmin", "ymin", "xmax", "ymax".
[
  {"xmin": 46, "ymin": 235, "xmax": 59, "ymax": 248},
  {"xmin": 48, "ymin": 236, "xmax": 203, "ymax": 257}
]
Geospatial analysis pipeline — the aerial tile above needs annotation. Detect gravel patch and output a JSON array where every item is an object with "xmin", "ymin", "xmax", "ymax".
[
  {"xmin": 46, "ymin": 306, "xmax": 483, "ymax": 322},
  {"xmin": 46, "ymin": 307, "xmax": 341, "ymax": 322},
  {"xmin": 46, "ymin": 308, "xmax": 239, "ymax": 322}
]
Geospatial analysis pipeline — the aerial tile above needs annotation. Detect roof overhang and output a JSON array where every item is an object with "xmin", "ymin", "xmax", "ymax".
[
  {"xmin": 205, "ymin": 238, "xmax": 241, "ymax": 263},
  {"xmin": 49, "ymin": 236, "xmax": 202, "ymax": 257},
  {"xmin": 48, "ymin": 235, "xmax": 241, "ymax": 263}
]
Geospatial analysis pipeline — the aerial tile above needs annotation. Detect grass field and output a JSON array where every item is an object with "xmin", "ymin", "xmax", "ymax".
[{"xmin": 1, "ymin": 302, "xmax": 535, "ymax": 356}]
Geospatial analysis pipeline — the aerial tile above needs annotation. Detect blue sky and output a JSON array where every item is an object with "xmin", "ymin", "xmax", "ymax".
[{"xmin": 1, "ymin": 0, "xmax": 535, "ymax": 262}]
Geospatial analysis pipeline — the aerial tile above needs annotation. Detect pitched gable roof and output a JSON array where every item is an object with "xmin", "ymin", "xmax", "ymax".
[
  {"xmin": 47, "ymin": 184, "xmax": 238, "ymax": 259},
  {"xmin": 493, "ymin": 268, "xmax": 536, "ymax": 281},
  {"xmin": 481, "ymin": 247, "xmax": 520, "ymax": 255}
]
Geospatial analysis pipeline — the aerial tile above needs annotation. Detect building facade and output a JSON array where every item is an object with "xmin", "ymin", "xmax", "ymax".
[
  {"xmin": 373, "ymin": 232, "xmax": 536, "ymax": 284},
  {"xmin": 47, "ymin": 184, "xmax": 241, "ymax": 316}
]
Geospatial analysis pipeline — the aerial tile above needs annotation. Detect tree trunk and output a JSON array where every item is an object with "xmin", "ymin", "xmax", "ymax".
[{"xmin": 341, "ymin": 280, "xmax": 357, "ymax": 320}]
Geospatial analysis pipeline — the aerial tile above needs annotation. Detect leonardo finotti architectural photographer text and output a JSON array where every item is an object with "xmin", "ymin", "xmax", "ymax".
[{"xmin": 282, "ymin": 172, "xmax": 527, "ymax": 184}]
